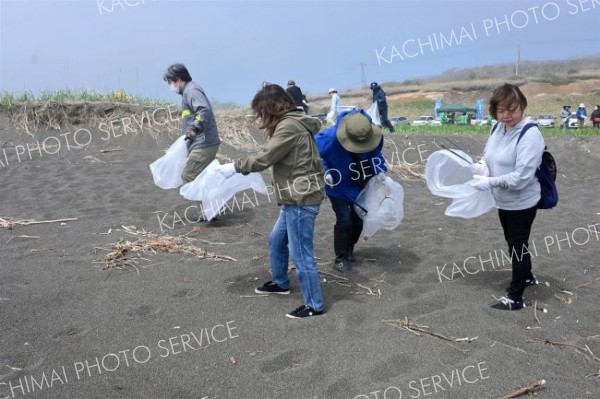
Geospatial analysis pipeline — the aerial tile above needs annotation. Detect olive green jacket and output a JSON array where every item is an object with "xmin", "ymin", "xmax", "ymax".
[{"xmin": 235, "ymin": 110, "xmax": 325, "ymax": 205}]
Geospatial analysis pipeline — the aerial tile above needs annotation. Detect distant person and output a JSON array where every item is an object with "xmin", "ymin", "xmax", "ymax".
[
  {"xmin": 315, "ymin": 110, "xmax": 387, "ymax": 274},
  {"xmin": 215, "ymin": 83, "xmax": 325, "ymax": 319},
  {"xmin": 559, "ymin": 105, "xmax": 571, "ymax": 129},
  {"xmin": 286, "ymin": 80, "xmax": 306, "ymax": 113},
  {"xmin": 591, "ymin": 105, "xmax": 600, "ymax": 128},
  {"xmin": 440, "ymin": 112, "xmax": 447, "ymax": 125},
  {"xmin": 163, "ymin": 63, "xmax": 221, "ymax": 184},
  {"xmin": 471, "ymin": 83, "xmax": 544, "ymax": 311},
  {"xmin": 576, "ymin": 103, "xmax": 588, "ymax": 128},
  {"xmin": 370, "ymin": 82, "xmax": 395, "ymax": 133},
  {"xmin": 460, "ymin": 112, "xmax": 468, "ymax": 125},
  {"xmin": 327, "ymin": 88, "xmax": 341, "ymax": 124}
]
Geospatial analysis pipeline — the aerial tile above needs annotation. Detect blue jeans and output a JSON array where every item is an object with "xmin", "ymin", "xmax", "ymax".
[{"xmin": 269, "ymin": 204, "xmax": 324, "ymax": 311}]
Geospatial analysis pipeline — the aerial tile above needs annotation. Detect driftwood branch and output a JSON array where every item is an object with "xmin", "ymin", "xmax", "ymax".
[
  {"xmin": 384, "ymin": 316, "xmax": 477, "ymax": 343},
  {"xmin": 1, "ymin": 217, "xmax": 77, "ymax": 229},
  {"xmin": 528, "ymin": 338, "xmax": 600, "ymax": 362},
  {"xmin": 498, "ymin": 379, "xmax": 546, "ymax": 399}
]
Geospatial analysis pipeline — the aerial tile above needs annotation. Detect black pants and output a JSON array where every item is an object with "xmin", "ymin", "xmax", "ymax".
[
  {"xmin": 498, "ymin": 205, "xmax": 537, "ymax": 300},
  {"xmin": 329, "ymin": 196, "xmax": 363, "ymax": 260},
  {"xmin": 379, "ymin": 107, "xmax": 395, "ymax": 132}
]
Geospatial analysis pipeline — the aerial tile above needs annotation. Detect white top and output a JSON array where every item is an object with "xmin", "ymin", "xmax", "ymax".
[{"xmin": 482, "ymin": 117, "xmax": 545, "ymax": 210}]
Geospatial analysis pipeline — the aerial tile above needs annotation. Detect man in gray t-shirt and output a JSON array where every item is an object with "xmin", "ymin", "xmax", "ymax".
[{"xmin": 163, "ymin": 63, "xmax": 221, "ymax": 183}]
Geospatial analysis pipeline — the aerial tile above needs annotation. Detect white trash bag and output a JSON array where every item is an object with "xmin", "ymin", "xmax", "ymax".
[
  {"xmin": 366, "ymin": 102, "xmax": 381, "ymax": 126},
  {"xmin": 425, "ymin": 149, "xmax": 495, "ymax": 218},
  {"xmin": 180, "ymin": 160, "xmax": 268, "ymax": 221},
  {"xmin": 149, "ymin": 135, "xmax": 188, "ymax": 189},
  {"xmin": 354, "ymin": 174, "xmax": 404, "ymax": 240}
]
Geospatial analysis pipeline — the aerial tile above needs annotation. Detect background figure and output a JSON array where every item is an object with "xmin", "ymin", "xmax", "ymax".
[
  {"xmin": 326, "ymin": 88, "xmax": 341, "ymax": 124},
  {"xmin": 559, "ymin": 105, "xmax": 571, "ymax": 128},
  {"xmin": 591, "ymin": 105, "xmax": 600, "ymax": 128},
  {"xmin": 286, "ymin": 80, "xmax": 307, "ymax": 113},
  {"xmin": 576, "ymin": 103, "xmax": 587, "ymax": 128},
  {"xmin": 315, "ymin": 110, "xmax": 387, "ymax": 274},
  {"xmin": 471, "ymin": 84, "xmax": 544, "ymax": 311},
  {"xmin": 215, "ymin": 83, "xmax": 325, "ymax": 319},
  {"xmin": 163, "ymin": 63, "xmax": 221, "ymax": 184},
  {"xmin": 370, "ymin": 82, "xmax": 395, "ymax": 132}
]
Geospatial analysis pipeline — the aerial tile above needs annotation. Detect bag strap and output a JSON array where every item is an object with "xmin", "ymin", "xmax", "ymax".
[
  {"xmin": 490, "ymin": 122, "xmax": 500, "ymax": 135},
  {"xmin": 516, "ymin": 123, "xmax": 539, "ymax": 144}
]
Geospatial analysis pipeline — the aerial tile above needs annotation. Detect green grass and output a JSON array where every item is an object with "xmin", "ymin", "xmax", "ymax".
[
  {"xmin": 0, "ymin": 89, "xmax": 171, "ymax": 109},
  {"xmin": 389, "ymin": 124, "xmax": 600, "ymax": 136}
]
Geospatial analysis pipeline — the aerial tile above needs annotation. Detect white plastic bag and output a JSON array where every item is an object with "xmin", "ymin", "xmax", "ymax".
[
  {"xmin": 366, "ymin": 102, "xmax": 381, "ymax": 126},
  {"xmin": 425, "ymin": 149, "xmax": 495, "ymax": 218},
  {"xmin": 180, "ymin": 160, "xmax": 269, "ymax": 221},
  {"xmin": 149, "ymin": 136, "xmax": 188, "ymax": 189},
  {"xmin": 354, "ymin": 174, "xmax": 404, "ymax": 240}
]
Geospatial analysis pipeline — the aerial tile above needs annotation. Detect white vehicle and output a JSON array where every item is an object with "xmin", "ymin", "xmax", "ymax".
[
  {"xmin": 536, "ymin": 114, "xmax": 555, "ymax": 128},
  {"xmin": 565, "ymin": 112, "xmax": 580, "ymax": 128},
  {"xmin": 412, "ymin": 115, "xmax": 436, "ymax": 126}
]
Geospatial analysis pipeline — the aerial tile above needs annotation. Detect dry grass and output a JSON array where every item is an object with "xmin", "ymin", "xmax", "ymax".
[{"xmin": 95, "ymin": 225, "xmax": 236, "ymax": 271}]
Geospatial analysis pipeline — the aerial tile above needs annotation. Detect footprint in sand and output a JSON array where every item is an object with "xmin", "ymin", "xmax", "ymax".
[
  {"xmin": 260, "ymin": 349, "xmax": 304, "ymax": 373},
  {"xmin": 126, "ymin": 304, "xmax": 161, "ymax": 317}
]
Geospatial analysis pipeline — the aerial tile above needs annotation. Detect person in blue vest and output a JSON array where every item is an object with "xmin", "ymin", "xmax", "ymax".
[
  {"xmin": 315, "ymin": 110, "xmax": 387, "ymax": 274},
  {"xmin": 370, "ymin": 82, "xmax": 395, "ymax": 133},
  {"xmin": 470, "ymin": 84, "xmax": 545, "ymax": 311},
  {"xmin": 576, "ymin": 103, "xmax": 588, "ymax": 128}
]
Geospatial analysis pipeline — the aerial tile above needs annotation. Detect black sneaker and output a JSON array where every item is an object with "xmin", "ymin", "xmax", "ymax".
[
  {"xmin": 286, "ymin": 305, "xmax": 324, "ymax": 319},
  {"xmin": 255, "ymin": 281, "xmax": 290, "ymax": 295},
  {"xmin": 333, "ymin": 258, "xmax": 355, "ymax": 274},
  {"xmin": 348, "ymin": 248, "xmax": 356, "ymax": 263},
  {"xmin": 491, "ymin": 296, "xmax": 524, "ymax": 311}
]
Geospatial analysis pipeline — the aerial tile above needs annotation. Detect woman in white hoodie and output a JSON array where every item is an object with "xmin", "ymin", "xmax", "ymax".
[{"xmin": 471, "ymin": 84, "xmax": 545, "ymax": 311}]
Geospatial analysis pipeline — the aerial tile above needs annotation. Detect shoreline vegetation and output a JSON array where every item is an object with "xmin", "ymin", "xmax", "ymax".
[{"xmin": 2, "ymin": 56, "xmax": 599, "ymax": 136}]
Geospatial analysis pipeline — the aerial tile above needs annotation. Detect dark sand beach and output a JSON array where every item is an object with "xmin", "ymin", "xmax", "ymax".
[{"xmin": 1, "ymin": 117, "xmax": 599, "ymax": 399}]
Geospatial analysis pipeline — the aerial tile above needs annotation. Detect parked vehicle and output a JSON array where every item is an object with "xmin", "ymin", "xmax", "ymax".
[
  {"xmin": 412, "ymin": 116, "xmax": 436, "ymax": 126},
  {"xmin": 567, "ymin": 112, "xmax": 579, "ymax": 128},
  {"xmin": 390, "ymin": 116, "xmax": 410, "ymax": 126},
  {"xmin": 536, "ymin": 114, "xmax": 555, "ymax": 128}
]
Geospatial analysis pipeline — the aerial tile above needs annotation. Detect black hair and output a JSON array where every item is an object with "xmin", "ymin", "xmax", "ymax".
[{"xmin": 163, "ymin": 63, "xmax": 192, "ymax": 82}]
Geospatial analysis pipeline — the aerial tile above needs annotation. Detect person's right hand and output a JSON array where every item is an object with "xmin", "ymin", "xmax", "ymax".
[{"xmin": 470, "ymin": 160, "xmax": 490, "ymax": 177}]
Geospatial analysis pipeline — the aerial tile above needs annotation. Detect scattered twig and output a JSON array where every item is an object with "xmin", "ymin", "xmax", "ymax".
[
  {"xmin": 100, "ymin": 147, "xmax": 122, "ymax": 153},
  {"xmin": 575, "ymin": 277, "xmax": 600, "ymax": 290},
  {"xmin": 586, "ymin": 369, "xmax": 600, "ymax": 378},
  {"xmin": 318, "ymin": 270, "xmax": 349, "ymax": 281},
  {"xmin": 554, "ymin": 293, "xmax": 575, "ymax": 304},
  {"xmin": 528, "ymin": 338, "xmax": 600, "ymax": 362},
  {"xmin": 498, "ymin": 379, "xmax": 546, "ymax": 399},
  {"xmin": 95, "ymin": 226, "xmax": 236, "ymax": 270},
  {"xmin": 533, "ymin": 300, "xmax": 541, "ymax": 324},
  {"xmin": 384, "ymin": 317, "xmax": 477, "ymax": 343},
  {"xmin": 490, "ymin": 340, "xmax": 527, "ymax": 354},
  {"xmin": 0, "ymin": 217, "xmax": 77, "ymax": 229}
]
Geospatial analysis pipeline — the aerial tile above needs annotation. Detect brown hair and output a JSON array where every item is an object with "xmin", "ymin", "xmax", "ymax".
[
  {"xmin": 488, "ymin": 83, "xmax": 528, "ymax": 119},
  {"xmin": 251, "ymin": 83, "xmax": 297, "ymax": 138}
]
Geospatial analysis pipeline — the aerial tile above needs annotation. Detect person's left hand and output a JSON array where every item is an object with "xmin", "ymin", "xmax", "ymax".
[
  {"xmin": 185, "ymin": 127, "xmax": 198, "ymax": 141},
  {"xmin": 215, "ymin": 163, "xmax": 237, "ymax": 178},
  {"xmin": 471, "ymin": 175, "xmax": 492, "ymax": 191},
  {"xmin": 470, "ymin": 160, "xmax": 490, "ymax": 177}
]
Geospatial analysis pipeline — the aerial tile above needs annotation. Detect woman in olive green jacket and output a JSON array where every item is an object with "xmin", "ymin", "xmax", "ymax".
[{"xmin": 216, "ymin": 83, "xmax": 326, "ymax": 319}]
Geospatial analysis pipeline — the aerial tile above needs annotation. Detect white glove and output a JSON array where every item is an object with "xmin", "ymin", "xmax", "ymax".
[
  {"xmin": 471, "ymin": 175, "xmax": 492, "ymax": 191},
  {"xmin": 470, "ymin": 160, "xmax": 490, "ymax": 177},
  {"xmin": 215, "ymin": 163, "xmax": 237, "ymax": 178}
]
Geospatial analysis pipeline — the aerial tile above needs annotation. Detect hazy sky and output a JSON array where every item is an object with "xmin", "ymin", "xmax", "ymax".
[{"xmin": 1, "ymin": 0, "xmax": 599, "ymax": 105}]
